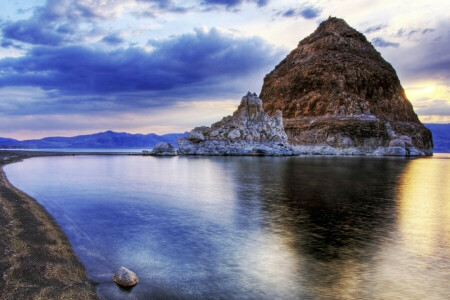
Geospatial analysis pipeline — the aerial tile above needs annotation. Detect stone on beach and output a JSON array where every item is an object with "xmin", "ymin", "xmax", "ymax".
[{"xmin": 113, "ymin": 267, "xmax": 139, "ymax": 287}]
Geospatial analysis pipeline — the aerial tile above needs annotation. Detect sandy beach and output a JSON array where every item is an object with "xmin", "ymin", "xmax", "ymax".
[{"xmin": 0, "ymin": 151, "xmax": 98, "ymax": 299}]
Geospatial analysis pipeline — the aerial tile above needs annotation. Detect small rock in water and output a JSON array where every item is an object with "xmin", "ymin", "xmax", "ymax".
[
  {"xmin": 113, "ymin": 267, "xmax": 139, "ymax": 287},
  {"xmin": 149, "ymin": 142, "xmax": 178, "ymax": 156}
]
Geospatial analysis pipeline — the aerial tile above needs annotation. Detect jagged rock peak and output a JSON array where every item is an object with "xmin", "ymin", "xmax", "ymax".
[
  {"xmin": 259, "ymin": 17, "xmax": 433, "ymax": 156},
  {"xmin": 234, "ymin": 92, "xmax": 264, "ymax": 121},
  {"xmin": 177, "ymin": 93, "xmax": 295, "ymax": 156}
]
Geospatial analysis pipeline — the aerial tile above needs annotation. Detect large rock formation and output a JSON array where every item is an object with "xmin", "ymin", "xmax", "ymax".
[
  {"xmin": 259, "ymin": 17, "xmax": 433, "ymax": 156},
  {"xmin": 177, "ymin": 92, "xmax": 296, "ymax": 155}
]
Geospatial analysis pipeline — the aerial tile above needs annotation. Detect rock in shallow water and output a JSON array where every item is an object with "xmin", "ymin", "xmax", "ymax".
[
  {"xmin": 113, "ymin": 267, "xmax": 139, "ymax": 287},
  {"xmin": 149, "ymin": 142, "xmax": 178, "ymax": 156},
  {"xmin": 177, "ymin": 92, "xmax": 296, "ymax": 156}
]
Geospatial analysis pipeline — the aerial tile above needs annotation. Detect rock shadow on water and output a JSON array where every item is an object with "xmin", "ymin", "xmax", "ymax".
[{"xmin": 231, "ymin": 156, "xmax": 411, "ymax": 299}]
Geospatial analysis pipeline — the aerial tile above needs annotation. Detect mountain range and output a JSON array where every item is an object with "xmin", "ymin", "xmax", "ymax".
[
  {"xmin": 0, "ymin": 124, "xmax": 448, "ymax": 152},
  {"xmin": 0, "ymin": 130, "xmax": 186, "ymax": 149}
]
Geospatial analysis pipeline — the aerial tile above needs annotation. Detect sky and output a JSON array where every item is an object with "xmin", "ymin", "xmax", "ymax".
[{"xmin": 0, "ymin": 0, "xmax": 448, "ymax": 139}]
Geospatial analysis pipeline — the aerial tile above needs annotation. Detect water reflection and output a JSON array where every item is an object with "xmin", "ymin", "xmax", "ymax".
[
  {"xmin": 4, "ymin": 156, "xmax": 450, "ymax": 299},
  {"xmin": 231, "ymin": 157, "xmax": 410, "ymax": 299}
]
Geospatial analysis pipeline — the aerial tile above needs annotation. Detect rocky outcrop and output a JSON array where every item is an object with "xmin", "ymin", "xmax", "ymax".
[
  {"xmin": 113, "ymin": 267, "xmax": 139, "ymax": 287},
  {"xmin": 177, "ymin": 92, "xmax": 296, "ymax": 155},
  {"xmin": 146, "ymin": 142, "xmax": 178, "ymax": 156},
  {"xmin": 259, "ymin": 17, "xmax": 433, "ymax": 156}
]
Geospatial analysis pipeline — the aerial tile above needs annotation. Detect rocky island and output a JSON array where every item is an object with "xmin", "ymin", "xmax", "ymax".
[
  {"xmin": 177, "ymin": 16, "xmax": 437, "ymax": 157},
  {"xmin": 178, "ymin": 92, "xmax": 296, "ymax": 155},
  {"xmin": 178, "ymin": 17, "xmax": 433, "ymax": 156},
  {"xmin": 260, "ymin": 17, "xmax": 433, "ymax": 156}
]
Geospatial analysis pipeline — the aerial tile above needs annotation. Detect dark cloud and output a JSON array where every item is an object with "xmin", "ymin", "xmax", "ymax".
[
  {"xmin": 282, "ymin": 9, "xmax": 296, "ymax": 18},
  {"xmin": 0, "ymin": 0, "xmax": 102, "ymax": 46},
  {"xmin": 396, "ymin": 27, "xmax": 435, "ymax": 39},
  {"xmin": 1, "ymin": 0, "xmax": 191, "ymax": 46},
  {"xmin": 0, "ymin": 28, "xmax": 284, "ymax": 114},
  {"xmin": 201, "ymin": 0, "xmax": 269, "ymax": 8},
  {"xmin": 137, "ymin": 0, "xmax": 173, "ymax": 9},
  {"xmin": 1, "ymin": 39, "xmax": 23, "ymax": 49},
  {"xmin": 2, "ymin": 0, "xmax": 269, "ymax": 45},
  {"xmin": 101, "ymin": 33, "xmax": 124, "ymax": 45},
  {"xmin": 278, "ymin": 6, "xmax": 321, "ymax": 19},
  {"xmin": 364, "ymin": 24, "xmax": 386, "ymax": 34},
  {"xmin": 372, "ymin": 37, "xmax": 399, "ymax": 48},
  {"xmin": 136, "ymin": 0, "xmax": 190, "ymax": 15},
  {"xmin": 396, "ymin": 29, "xmax": 405, "ymax": 37},
  {"xmin": 299, "ymin": 7, "xmax": 321, "ymax": 19},
  {"xmin": 407, "ymin": 29, "xmax": 419, "ymax": 37},
  {"xmin": 2, "ymin": 18, "xmax": 75, "ymax": 46}
]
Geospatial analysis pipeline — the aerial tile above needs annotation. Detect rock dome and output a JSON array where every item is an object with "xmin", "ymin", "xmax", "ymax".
[{"xmin": 259, "ymin": 17, "xmax": 433, "ymax": 156}]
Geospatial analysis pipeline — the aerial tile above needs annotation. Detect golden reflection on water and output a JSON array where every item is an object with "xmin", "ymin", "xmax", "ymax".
[
  {"xmin": 372, "ymin": 157, "xmax": 450, "ymax": 299},
  {"xmin": 397, "ymin": 157, "xmax": 450, "ymax": 256}
]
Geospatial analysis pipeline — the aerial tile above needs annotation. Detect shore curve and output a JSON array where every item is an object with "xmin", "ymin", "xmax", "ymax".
[{"xmin": 0, "ymin": 151, "xmax": 98, "ymax": 300}]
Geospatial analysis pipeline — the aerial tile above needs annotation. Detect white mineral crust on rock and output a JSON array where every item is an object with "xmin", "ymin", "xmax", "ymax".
[{"xmin": 177, "ymin": 92, "xmax": 296, "ymax": 156}]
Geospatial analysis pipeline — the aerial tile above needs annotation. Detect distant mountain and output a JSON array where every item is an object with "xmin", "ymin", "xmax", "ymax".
[
  {"xmin": 0, "ymin": 131, "xmax": 187, "ymax": 149},
  {"xmin": 0, "ymin": 126, "xmax": 448, "ymax": 152},
  {"xmin": 425, "ymin": 124, "xmax": 450, "ymax": 153}
]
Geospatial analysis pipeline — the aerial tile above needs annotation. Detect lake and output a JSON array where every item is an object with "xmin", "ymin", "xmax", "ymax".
[{"xmin": 4, "ymin": 154, "xmax": 450, "ymax": 299}]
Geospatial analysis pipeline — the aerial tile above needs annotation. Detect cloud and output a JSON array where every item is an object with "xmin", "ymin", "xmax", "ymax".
[
  {"xmin": 2, "ymin": 19, "xmax": 78, "ymax": 46},
  {"xmin": 396, "ymin": 27, "xmax": 435, "ymax": 39},
  {"xmin": 299, "ymin": 7, "xmax": 321, "ymax": 19},
  {"xmin": 422, "ymin": 28, "xmax": 434, "ymax": 34},
  {"xmin": 364, "ymin": 24, "xmax": 386, "ymax": 34},
  {"xmin": 415, "ymin": 99, "xmax": 450, "ymax": 116},
  {"xmin": 135, "ymin": 0, "xmax": 190, "ymax": 15},
  {"xmin": 395, "ymin": 20, "xmax": 450, "ymax": 81},
  {"xmin": 371, "ymin": 37, "xmax": 399, "ymax": 48},
  {"xmin": 101, "ymin": 33, "xmax": 124, "ymax": 45},
  {"xmin": 201, "ymin": 0, "xmax": 269, "ymax": 8},
  {"xmin": 0, "ymin": 28, "xmax": 284, "ymax": 115},
  {"xmin": 0, "ymin": 0, "xmax": 129, "ymax": 46},
  {"xmin": 278, "ymin": 6, "xmax": 321, "ymax": 19},
  {"xmin": 282, "ymin": 9, "xmax": 295, "ymax": 18},
  {"xmin": 1, "ymin": 0, "xmax": 270, "ymax": 45},
  {"xmin": 1, "ymin": 39, "xmax": 23, "ymax": 49}
]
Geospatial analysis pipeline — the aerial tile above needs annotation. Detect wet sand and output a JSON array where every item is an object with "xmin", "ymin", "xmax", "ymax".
[{"xmin": 0, "ymin": 151, "xmax": 100, "ymax": 299}]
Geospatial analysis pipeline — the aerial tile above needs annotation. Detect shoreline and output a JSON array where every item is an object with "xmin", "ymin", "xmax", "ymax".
[{"xmin": 0, "ymin": 151, "xmax": 99, "ymax": 299}]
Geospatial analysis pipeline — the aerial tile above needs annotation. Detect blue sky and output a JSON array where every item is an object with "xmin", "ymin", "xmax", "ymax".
[{"xmin": 0, "ymin": 0, "xmax": 449, "ymax": 139}]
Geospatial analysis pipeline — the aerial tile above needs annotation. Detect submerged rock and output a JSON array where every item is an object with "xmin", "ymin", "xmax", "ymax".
[
  {"xmin": 149, "ymin": 142, "xmax": 178, "ymax": 156},
  {"xmin": 178, "ymin": 92, "xmax": 296, "ymax": 156},
  {"xmin": 259, "ymin": 17, "xmax": 433, "ymax": 156},
  {"xmin": 113, "ymin": 267, "xmax": 139, "ymax": 287}
]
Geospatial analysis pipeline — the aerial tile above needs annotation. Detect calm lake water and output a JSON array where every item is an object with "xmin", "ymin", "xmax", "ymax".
[{"xmin": 5, "ymin": 155, "xmax": 450, "ymax": 299}]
